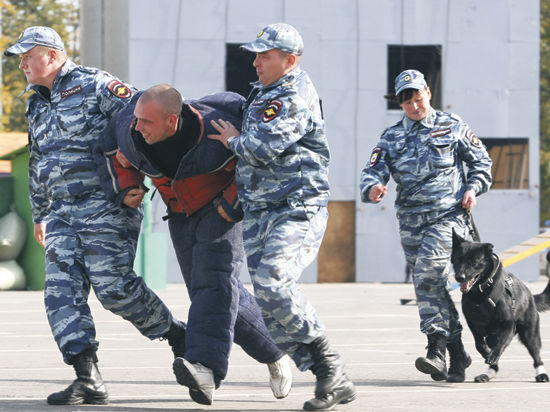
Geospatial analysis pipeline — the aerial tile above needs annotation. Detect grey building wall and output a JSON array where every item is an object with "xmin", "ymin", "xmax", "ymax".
[{"xmin": 80, "ymin": 0, "xmax": 541, "ymax": 282}]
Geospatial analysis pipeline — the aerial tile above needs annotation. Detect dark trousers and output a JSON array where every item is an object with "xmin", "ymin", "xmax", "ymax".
[{"xmin": 168, "ymin": 203, "xmax": 282, "ymax": 385}]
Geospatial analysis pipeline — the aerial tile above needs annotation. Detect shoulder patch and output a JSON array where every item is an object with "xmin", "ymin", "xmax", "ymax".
[
  {"xmin": 107, "ymin": 80, "xmax": 132, "ymax": 99},
  {"xmin": 262, "ymin": 99, "xmax": 282, "ymax": 122},
  {"xmin": 369, "ymin": 147, "xmax": 382, "ymax": 167},
  {"xmin": 466, "ymin": 129, "xmax": 481, "ymax": 148}
]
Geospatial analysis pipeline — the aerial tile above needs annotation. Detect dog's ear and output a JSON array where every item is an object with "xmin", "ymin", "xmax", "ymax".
[{"xmin": 452, "ymin": 228, "xmax": 462, "ymax": 247}]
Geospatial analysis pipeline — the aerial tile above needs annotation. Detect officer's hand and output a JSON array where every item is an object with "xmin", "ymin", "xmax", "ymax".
[
  {"xmin": 369, "ymin": 183, "xmax": 387, "ymax": 203},
  {"xmin": 116, "ymin": 149, "xmax": 132, "ymax": 168},
  {"xmin": 462, "ymin": 189, "xmax": 477, "ymax": 210},
  {"xmin": 34, "ymin": 222, "xmax": 46, "ymax": 247},
  {"xmin": 123, "ymin": 188, "xmax": 146, "ymax": 208},
  {"xmin": 208, "ymin": 119, "xmax": 240, "ymax": 149}
]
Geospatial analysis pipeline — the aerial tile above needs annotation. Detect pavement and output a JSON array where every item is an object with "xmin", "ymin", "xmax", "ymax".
[{"xmin": 2, "ymin": 279, "xmax": 550, "ymax": 412}]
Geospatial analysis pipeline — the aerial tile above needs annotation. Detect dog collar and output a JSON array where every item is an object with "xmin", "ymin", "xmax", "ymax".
[{"xmin": 477, "ymin": 253, "xmax": 501, "ymax": 293}]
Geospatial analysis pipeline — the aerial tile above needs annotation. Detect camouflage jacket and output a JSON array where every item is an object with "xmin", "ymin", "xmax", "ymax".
[
  {"xmin": 359, "ymin": 108, "xmax": 492, "ymax": 219},
  {"xmin": 228, "ymin": 67, "xmax": 330, "ymax": 211},
  {"xmin": 25, "ymin": 59, "xmax": 134, "ymax": 223}
]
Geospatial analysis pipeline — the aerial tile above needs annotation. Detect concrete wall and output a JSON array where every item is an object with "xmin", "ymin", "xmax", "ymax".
[{"xmin": 80, "ymin": 0, "xmax": 541, "ymax": 282}]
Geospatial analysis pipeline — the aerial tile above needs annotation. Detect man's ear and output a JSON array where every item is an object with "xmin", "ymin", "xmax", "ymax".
[
  {"xmin": 48, "ymin": 49, "xmax": 58, "ymax": 63},
  {"xmin": 287, "ymin": 53, "xmax": 297, "ymax": 68},
  {"xmin": 168, "ymin": 113, "xmax": 179, "ymax": 128}
]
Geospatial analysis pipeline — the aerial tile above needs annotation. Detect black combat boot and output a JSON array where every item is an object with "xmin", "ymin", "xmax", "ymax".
[
  {"xmin": 47, "ymin": 350, "xmax": 108, "ymax": 405},
  {"xmin": 446, "ymin": 336, "xmax": 472, "ymax": 382},
  {"xmin": 303, "ymin": 335, "xmax": 356, "ymax": 410},
  {"xmin": 303, "ymin": 374, "xmax": 357, "ymax": 411},
  {"xmin": 163, "ymin": 319, "xmax": 187, "ymax": 358},
  {"xmin": 415, "ymin": 333, "xmax": 447, "ymax": 381}
]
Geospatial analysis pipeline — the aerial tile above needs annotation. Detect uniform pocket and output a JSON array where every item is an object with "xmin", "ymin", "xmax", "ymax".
[{"xmin": 429, "ymin": 136, "xmax": 455, "ymax": 168}]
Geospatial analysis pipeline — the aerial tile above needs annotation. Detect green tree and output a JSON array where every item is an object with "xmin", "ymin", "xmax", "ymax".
[{"xmin": 0, "ymin": 0, "xmax": 78, "ymax": 132}]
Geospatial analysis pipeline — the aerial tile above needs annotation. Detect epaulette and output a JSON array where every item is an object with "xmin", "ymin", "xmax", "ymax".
[
  {"xmin": 74, "ymin": 64, "xmax": 100, "ymax": 75},
  {"xmin": 449, "ymin": 112, "xmax": 463, "ymax": 122}
]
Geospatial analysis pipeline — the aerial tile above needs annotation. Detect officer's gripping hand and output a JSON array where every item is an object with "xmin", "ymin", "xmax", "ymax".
[
  {"xmin": 208, "ymin": 119, "xmax": 240, "ymax": 149},
  {"xmin": 34, "ymin": 222, "xmax": 46, "ymax": 247},
  {"xmin": 369, "ymin": 183, "xmax": 387, "ymax": 203},
  {"xmin": 123, "ymin": 188, "xmax": 146, "ymax": 208}
]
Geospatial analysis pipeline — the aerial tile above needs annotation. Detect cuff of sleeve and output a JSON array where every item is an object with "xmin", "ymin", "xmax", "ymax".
[{"xmin": 227, "ymin": 136, "xmax": 238, "ymax": 151}]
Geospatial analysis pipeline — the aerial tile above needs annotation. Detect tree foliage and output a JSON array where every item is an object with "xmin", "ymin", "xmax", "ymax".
[{"xmin": 0, "ymin": 0, "xmax": 78, "ymax": 132}]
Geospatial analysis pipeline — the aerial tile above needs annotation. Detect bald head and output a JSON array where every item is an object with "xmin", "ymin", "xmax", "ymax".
[
  {"xmin": 138, "ymin": 84, "xmax": 183, "ymax": 116},
  {"xmin": 134, "ymin": 84, "xmax": 183, "ymax": 144}
]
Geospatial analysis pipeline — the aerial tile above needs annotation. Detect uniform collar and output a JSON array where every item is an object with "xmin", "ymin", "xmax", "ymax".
[
  {"xmin": 251, "ymin": 66, "xmax": 302, "ymax": 91},
  {"xmin": 402, "ymin": 107, "xmax": 437, "ymax": 132}
]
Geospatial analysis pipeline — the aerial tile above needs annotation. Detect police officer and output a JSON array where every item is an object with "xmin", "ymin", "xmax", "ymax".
[
  {"xmin": 359, "ymin": 69, "xmax": 493, "ymax": 382},
  {"xmin": 209, "ymin": 23, "xmax": 356, "ymax": 411},
  {"xmin": 95, "ymin": 84, "xmax": 293, "ymax": 405},
  {"xmin": 4, "ymin": 26, "xmax": 186, "ymax": 405}
]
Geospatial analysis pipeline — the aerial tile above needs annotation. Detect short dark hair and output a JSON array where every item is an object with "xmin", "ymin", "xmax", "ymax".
[{"xmin": 397, "ymin": 88, "xmax": 416, "ymax": 104}]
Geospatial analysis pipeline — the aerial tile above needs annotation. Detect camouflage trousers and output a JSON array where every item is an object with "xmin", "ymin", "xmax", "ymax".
[
  {"xmin": 43, "ymin": 193, "xmax": 173, "ymax": 364},
  {"xmin": 243, "ymin": 203, "xmax": 327, "ymax": 371},
  {"xmin": 399, "ymin": 209, "xmax": 471, "ymax": 340}
]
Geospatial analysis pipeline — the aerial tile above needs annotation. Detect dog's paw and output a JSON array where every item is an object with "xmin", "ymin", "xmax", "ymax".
[
  {"xmin": 474, "ymin": 374, "xmax": 491, "ymax": 383},
  {"xmin": 535, "ymin": 373, "xmax": 549, "ymax": 382}
]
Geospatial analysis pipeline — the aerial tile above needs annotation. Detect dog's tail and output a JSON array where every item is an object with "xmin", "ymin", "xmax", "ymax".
[{"xmin": 534, "ymin": 252, "xmax": 550, "ymax": 312}]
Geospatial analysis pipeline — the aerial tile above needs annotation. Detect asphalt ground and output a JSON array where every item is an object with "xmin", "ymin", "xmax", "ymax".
[{"xmin": 1, "ymin": 279, "xmax": 550, "ymax": 412}]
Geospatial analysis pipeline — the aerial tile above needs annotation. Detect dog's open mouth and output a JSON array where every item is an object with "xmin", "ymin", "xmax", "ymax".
[{"xmin": 459, "ymin": 274, "xmax": 480, "ymax": 293}]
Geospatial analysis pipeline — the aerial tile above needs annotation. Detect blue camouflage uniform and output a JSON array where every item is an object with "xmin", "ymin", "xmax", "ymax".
[
  {"xmin": 228, "ymin": 66, "xmax": 330, "ymax": 371},
  {"xmin": 359, "ymin": 108, "xmax": 492, "ymax": 339},
  {"xmin": 95, "ymin": 91, "xmax": 284, "ymax": 386},
  {"xmin": 26, "ymin": 59, "xmax": 174, "ymax": 364}
]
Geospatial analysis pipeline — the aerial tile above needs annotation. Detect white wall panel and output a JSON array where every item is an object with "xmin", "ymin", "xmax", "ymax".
[
  {"xmin": 322, "ymin": 88, "xmax": 357, "ymax": 200},
  {"xmin": 171, "ymin": 40, "xmax": 226, "ymax": 97},
  {"xmin": 128, "ymin": 39, "xmax": 177, "ymax": 89},
  {"xmin": 357, "ymin": 42, "xmax": 386, "ymax": 91},
  {"xmin": 448, "ymin": 0, "xmax": 508, "ymax": 43},
  {"xmin": 444, "ymin": 42, "xmax": 509, "ymax": 92},
  {"xmin": 509, "ymin": 42, "xmax": 539, "ymax": 90},
  {"xmin": 509, "ymin": 0, "xmax": 540, "ymax": 42},
  {"xmin": 226, "ymin": 0, "xmax": 283, "ymax": 42},
  {"xmin": 401, "ymin": 0, "xmax": 449, "ymax": 44},
  {"xmin": 358, "ymin": 0, "xmax": 401, "ymax": 42},
  {"xmin": 129, "ymin": 1, "xmax": 180, "ymax": 39}
]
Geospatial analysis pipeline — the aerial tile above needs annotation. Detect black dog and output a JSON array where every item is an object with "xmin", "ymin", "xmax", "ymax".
[{"xmin": 451, "ymin": 229, "xmax": 550, "ymax": 383}]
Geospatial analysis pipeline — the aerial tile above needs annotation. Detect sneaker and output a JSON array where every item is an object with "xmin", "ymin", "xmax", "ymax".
[
  {"xmin": 267, "ymin": 354, "xmax": 293, "ymax": 399},
  {"xmin": 172, "ymin": 357, "xmax": 214, "ymax": 405}
]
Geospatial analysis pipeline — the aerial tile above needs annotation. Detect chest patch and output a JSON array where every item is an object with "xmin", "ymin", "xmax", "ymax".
[
  {"xmin": 430, "ymin": 128, "xmax": 451, "ymax": 138},
  {"xmin": 60, "ymin": 85, "xmax": 82, "ymax": 99},
  {"xmin": 466, "ymin": 129, "xmax": 481, "ymax": 148},
  {"xmin": 108, "ymin": 80, "xmax": 132, "ymax": 99},
  {"xmin": 369, "ymin": 147, "xmax": 382, "ymax": 167},
  {"xmin": 262, "ymin": 99, "xmax": 282, "ymax": 122}
]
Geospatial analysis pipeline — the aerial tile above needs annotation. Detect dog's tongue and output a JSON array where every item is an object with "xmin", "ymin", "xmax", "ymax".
[{"xmin": 460, "ymin": 281, "xmax": 471, "ymax": 293}]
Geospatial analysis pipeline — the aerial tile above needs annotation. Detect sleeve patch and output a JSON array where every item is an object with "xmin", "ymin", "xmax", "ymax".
[
  {"xmin": 369, "ymin": 147, "xmax": 382, "ymax": 167},
  {"xmin": 262, "ymin": 99, "xmax": 282, "ymax": 122},
  {"xmin": 466, "ymin": 129, "xmax": 481, "ymax": 148},
  {"xmin": 107, "ymin": 80, "xmax": 132, "ymax": 99}
]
